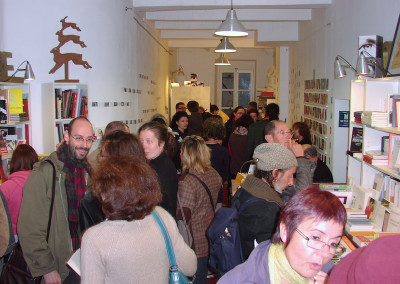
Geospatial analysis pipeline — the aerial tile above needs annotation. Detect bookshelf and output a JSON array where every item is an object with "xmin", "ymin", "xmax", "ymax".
[
  {"xmin": 345, "ymin": 77, "xmax": 400, "ymax": 236},
  {"xmin": 42, "ymin": 83, "xmax": 89, "ymax": 154},
  {"xmin": 0, "ymin": 82, "xmax": 31, "ymax": 176},
  {"xmin": 347, "ymin": 77, "xmax": 400, "ymax": 188},
  {"xmin": 303, "ymin": 87, "xmax": 329, "ymax": 161}
]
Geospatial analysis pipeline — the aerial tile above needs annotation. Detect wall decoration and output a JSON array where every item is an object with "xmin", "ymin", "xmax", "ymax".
[
  {"xmin": 49, "ymin": 16, "xmax": 92, "ymax": 83},
  {"xmin": 387, "ymin": 14, "xmax": 400, "ymax": 76}
]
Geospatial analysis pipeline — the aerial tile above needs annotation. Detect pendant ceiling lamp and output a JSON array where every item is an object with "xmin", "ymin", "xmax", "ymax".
[
  {"xmin": 215, "ymin": 37, "xmax": 237, "ymax": 53},
  {"xmin": 215, "ymin": 0, "xmax": 248, "ymax": 37},
  {"xmin": 214, "ymin": 53, "xmax": 231, "ymax": 66}
]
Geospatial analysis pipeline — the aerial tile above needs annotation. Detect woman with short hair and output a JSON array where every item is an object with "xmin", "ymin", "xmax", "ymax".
[
  {"xmin": 81, "ymin": 158, "xmax": 197, "ymax": 283},
  {"xmin": 178, "ymin": 135, "xmax": 222, "ymax": 284},
  {"xmin": 219, "ymin": 185, "xmax": 347, "ymax": 284}
]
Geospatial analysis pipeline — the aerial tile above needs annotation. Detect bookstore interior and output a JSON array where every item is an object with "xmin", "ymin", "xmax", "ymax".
[{"xmin": 2, "ymin": 2, "xmax": 400, "ymax": 281}]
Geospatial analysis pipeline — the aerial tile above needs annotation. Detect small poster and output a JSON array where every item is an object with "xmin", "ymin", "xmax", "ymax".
[{"xmin": 339, "ymin": 111, "xmax": 349, "ymax": 127}]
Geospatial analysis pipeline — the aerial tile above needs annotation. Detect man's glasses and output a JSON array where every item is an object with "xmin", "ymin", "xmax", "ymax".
[
  {"xmin": 71, "ymin": 135, "xmax": 95, "ymax": 144},
  {"xmin": 177, "ymin": 107, "xmax": 187, "ymax": 110},
  {"xmin": 295, "ymin": 228, "xmax": 340, "ymax": 255}
]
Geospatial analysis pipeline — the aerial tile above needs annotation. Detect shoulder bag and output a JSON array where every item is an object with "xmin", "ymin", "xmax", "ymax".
[
  {"xmin": 0, "ymin": 160, "xmax": 56, "ymax": 284},
  {"xmin": 152, "ymin": 210, "xmax": 191, "ymax": 284},
  {"xmin": 176, "ymin": 194, "xmax": 193, "ymax": 247}
]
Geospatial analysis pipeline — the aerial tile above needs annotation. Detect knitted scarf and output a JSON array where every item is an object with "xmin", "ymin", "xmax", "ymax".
[
  {"xmin": 57, "ymin": 143, "xmax": 91, "ymax": 251},
  {"xmin": 268, "ymin": 242, "xmax": 308, "ymax": 284}
]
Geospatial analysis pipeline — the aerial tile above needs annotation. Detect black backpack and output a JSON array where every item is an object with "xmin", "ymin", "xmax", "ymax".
[{"xmin": 207, "ymin": 188, "xmax": 262, "ymax": 275}]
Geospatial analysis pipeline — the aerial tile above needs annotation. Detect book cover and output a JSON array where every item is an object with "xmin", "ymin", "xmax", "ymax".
[
  {"xmin": 350, "ymin": 127, "xmax": 363, "ymax": 152},
  {"xmin": 0, "ymin": 99, "xmax": 7, "ymax": 124},
  {"xmin": 7, "ymin": 89, "xmax": 23, "ymax": 114}
]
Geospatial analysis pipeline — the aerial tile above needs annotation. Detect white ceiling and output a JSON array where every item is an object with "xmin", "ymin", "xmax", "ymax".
[{"xmin": 132, "ymin": 0, "xmax": 332, "ymax": 49}]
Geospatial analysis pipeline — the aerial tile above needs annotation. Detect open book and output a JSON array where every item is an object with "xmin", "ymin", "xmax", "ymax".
[{"xmin": 67, "ymin": 248, "xmax": 81, "ymax": 276}]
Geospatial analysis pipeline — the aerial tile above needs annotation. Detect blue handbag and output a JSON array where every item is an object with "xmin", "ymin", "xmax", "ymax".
[{"xmin": 152, "ymin": 210, "xmax": 192, "ymax": 284}]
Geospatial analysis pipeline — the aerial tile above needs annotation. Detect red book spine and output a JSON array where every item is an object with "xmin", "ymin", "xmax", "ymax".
[{"xmin": 71, "ymin": 93, "xmax": 78, "ymax": 118}]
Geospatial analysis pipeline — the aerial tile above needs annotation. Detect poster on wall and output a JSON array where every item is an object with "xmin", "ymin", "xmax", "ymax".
[{"xmin": 387, "ymin": 14, "xmax": 400, "ymax": 76}]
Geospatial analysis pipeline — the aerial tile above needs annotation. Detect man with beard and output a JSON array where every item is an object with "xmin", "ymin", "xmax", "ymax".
[
  {"xmin": 18, "ymin": 117, "xmax": 93, "ymax": 284},
  {"xmin": 233, "ymin": 143, "xmax": 298, "ymax": 260}
]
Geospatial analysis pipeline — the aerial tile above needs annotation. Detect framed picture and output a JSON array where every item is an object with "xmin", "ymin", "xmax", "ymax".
[{"xmin": 387, "ymin": 14, "xmax": 400, "ymax": 76}]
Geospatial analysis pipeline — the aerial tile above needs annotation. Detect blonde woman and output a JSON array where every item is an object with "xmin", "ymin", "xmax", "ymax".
[{"xmin": 177, "ymin": 135, "xmax": 222, "ymax": 284}]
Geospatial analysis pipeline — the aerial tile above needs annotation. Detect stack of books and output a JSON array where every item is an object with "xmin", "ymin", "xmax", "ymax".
[
  {"xmin": 361, "ymin": 111, "xmax": 389, "ymax": 127},
  {"xmin": 363, "ymin": 150, "xmax": 388, "ymax": 166},
  {"xmin": 9, "ymin": 112, "xmax": 29, "ymax": 123}
]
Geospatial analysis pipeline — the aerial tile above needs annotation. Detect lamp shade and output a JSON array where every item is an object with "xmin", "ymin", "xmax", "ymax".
[
  {"xmin": 335, "ymin": 57, "xmax": 347, "ymax": 78},
  {"xmin": 24, "ymin": 61, "xmax": 35, "ymax": 80},
  {"xmin": 356, "ymin": 52, "xmax": 370, "ymax": 75},
  {"xmin": 215, "ymin": 37, "xmax": 237, "ymax": 53},
  {"xmin": 214, "ymin": 54, "xmax": 231, "ymax": 65},
  {"xmin": 215, "ymin": 9, "xmax": 248, "ymax": 37}
]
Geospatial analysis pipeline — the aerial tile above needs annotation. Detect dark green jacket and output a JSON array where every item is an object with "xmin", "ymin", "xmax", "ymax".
[{"xmin": 18, "ymin": 152, "xmax": 90, "ymax": 280}]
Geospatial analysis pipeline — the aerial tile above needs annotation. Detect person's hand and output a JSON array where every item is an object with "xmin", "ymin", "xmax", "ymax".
[
  {"xmin": 44, "ymin": 270, "xmax": 62, "ymax": 284},
  {"xmin": 288, "ymin": 139, "xmax": 304, "ymax": 157},
  {"xmin": 309, "ymin": 271, "xmax": 329, "ymax": 284}
]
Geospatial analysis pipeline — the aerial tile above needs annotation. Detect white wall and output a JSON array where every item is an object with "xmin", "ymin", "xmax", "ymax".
[
  {"xmin": 290, "ymin": 0, "xmax": 400, "ymax": 182},
  {"xmin": 1, "ymin": 0, "xmax": 170, "ymax": 154},
  {"xmin": 174, "ymin": 47, "xmax": 275, "ymax": 105}
]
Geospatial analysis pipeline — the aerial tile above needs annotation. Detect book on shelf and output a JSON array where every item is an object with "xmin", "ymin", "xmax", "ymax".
[
  {"xmin": 345, "ymin": 219, "xmax": 375, "ymax": 231},
  {"xmin": 363, "ymin": 155, "xmax": 388, "ymax": 165},
  {"xmin": 387, "ymin": 94, "xmax": 400, "ymax": 127},
  {"xmin": 353, "ymin": 111, "xmax": 363, "ymax": 124},
  {"xmin": 350, "ymin": 185, "xmax": 372, "ymax": 211},
  {"xmin": 0, "ymin": 99, "xmax": 7, "ymax": 124},
  {"xmin": 349, "ymin": 127, "xmax": 363, "ymax": 154},
  {"xmin": 352, "ymin": 235, "xmax": 374, "ymax": 247},
  {"xmin": 361, "ymin": 111, "xmax": 389, "ymax": 127},
  {"xmin": 365, "ymin": 150, "xmax": 388, "ymax": 160},
  {"xmin": 55, "ymin": 88, "xmax": 62, "ymax": 119},
  {"xmin": 389, "ymin": 133, "xmax": 400, "ymax": 168},
  {"xmin": 7, "ymin": 89, "xmax": 23, "ymax": 114},
  {"xmin": 320, "ymin": 185, "xmax": 353, "ymax": 206}
]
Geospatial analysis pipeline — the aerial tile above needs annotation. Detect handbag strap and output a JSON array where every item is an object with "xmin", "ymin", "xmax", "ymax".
[
  {"xmin": 186, "ymin": 172, "xmax": 214, "ymax": 211},
  {"xmin": 152, "ymin": 210, "xmax": 177, "ymax": 269},
  {"xmin": 44, "ymin": 159, "xmax": 56, "ymax": 243}
]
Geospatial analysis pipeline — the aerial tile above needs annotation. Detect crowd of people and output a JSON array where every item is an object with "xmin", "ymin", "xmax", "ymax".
[{"xmin": 2, "ymin": 100, "xmax": 397, "ymax": 284}]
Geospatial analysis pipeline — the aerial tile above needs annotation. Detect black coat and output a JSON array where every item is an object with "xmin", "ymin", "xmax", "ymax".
[{"xmin": 150, "ymin": 153, "xmax": 179, "ymax": 219}]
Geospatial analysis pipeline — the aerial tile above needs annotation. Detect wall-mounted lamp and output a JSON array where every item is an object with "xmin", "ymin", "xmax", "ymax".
[
  {"xmin": 215, "ymin": 37, "xmax": 237, "ymax": 53},
  {"xmin": 214, "ymin": 53, "xmax": 231, "ymax": 66},
  {"xmin": 214, "ymin": 0, "xmax": 248, "ymax": 37},
  {"xmin": 5, "ymin": 60, "xmax": 35, "ymax": 82},
  {"xmin": 334, "ymin": 55, "xmax": 357, "ymax": 79},
  {"xmin": 335, "ymin": 51, "xmax": 388, "ymax": 79},
  {"xmin": 356, "ymin": 50, "xmax": 387, "ymax": 78}
]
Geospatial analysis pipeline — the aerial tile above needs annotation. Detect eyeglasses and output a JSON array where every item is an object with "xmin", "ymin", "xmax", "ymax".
[
  {"xmin": 277, "ymin": 129, "xmax": 293, "ymax": 136},
  {"xmin": 295, "ymin": 228, "xmax": 339, "ymax": 255},
  {"xmin": 71, "ymin": 135, "xmax": 95, "ymax": 144},
  {"xmin": 177, "ymin": 107, "xmax": 187, "ymax": 110}
]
